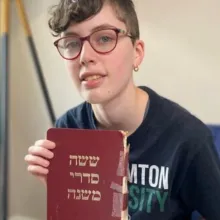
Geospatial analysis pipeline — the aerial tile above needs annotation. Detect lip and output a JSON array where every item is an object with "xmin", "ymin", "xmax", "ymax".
[
  {"xmin": 80, "ymin": 72, "xmax": 106, "ymax": 89},
  {"xmin": 79, "ymin": 72, "xmax": 106, "ymax": 81}
]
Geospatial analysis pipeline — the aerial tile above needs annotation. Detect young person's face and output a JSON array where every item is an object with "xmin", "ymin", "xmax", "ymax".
[{"xmin": 60, "ymin": 4, "xmax": 144, "ymax": 104}]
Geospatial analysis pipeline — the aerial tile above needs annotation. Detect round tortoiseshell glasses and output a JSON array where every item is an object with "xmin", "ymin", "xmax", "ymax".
[{"xmin": 54, "ymin": 28, "xmax": 133, "ymax": 60}]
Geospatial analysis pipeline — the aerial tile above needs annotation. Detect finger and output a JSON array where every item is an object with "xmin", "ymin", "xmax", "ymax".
[
  {"xmin": 24, "ymin": 154, "xmax": 50, "ymax": 168},
  {"xmin": 27, "ymin": 165, "xmax": 49, "ymax": 175},
  {"xmin": 37, "ymin": 175, "xmax": 47, "ymax": 186},
  {"xmin": 28, "ymin": 146, "xmax": 54, "ymax": 159},
  {"xmin": 34, "ymin": 139, "xmax": 56, "ymax": 150}
]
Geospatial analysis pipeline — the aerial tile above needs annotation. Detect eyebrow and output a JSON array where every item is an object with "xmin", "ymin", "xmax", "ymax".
[{"xmin": 63, "ymin": 23, "xmax": 117, "ymax": 37}]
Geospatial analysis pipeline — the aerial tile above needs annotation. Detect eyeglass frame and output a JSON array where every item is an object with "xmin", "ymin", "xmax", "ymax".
[{"xmin": 53, "ymin": 28, "xmax": 134, "ymax": 60}]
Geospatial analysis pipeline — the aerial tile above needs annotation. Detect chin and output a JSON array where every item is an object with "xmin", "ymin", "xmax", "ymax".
[
  {"xmin": 83, "ymin": 95, "xmax": 107, "ymax": 105},
  {"xmin": 80, "ymin": 90, "xmax": 113, "ymax": 105}
]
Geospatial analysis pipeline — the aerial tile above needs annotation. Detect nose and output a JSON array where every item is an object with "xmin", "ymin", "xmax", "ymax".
[{"xmin": 79, "ymin": 41, "xmax": 96, "ymax": 66}]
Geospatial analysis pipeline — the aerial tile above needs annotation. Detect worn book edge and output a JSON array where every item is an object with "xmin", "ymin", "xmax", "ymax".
[{"xmin": 120, "ymin": 130, "xmax": 130, "ymax": 220}]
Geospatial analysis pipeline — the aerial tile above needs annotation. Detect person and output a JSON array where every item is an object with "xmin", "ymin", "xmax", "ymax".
[{"xmin": 24, "ymin": 0, "xmax": 220, "ymax": 219}]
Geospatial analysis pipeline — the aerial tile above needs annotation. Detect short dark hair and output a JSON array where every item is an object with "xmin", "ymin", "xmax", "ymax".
[{"xmin": 48, "ymin": 0, "xmax": 140, "ymax": 42}]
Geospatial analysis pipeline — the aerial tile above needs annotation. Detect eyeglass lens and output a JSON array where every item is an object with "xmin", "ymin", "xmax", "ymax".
[{"xmin": 57, "ymin": 29, "xmax": 118, "ymax": 59}]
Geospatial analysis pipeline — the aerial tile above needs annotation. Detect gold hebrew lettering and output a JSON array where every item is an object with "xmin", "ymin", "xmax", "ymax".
[
  {"xmin": 70, "ymin": 172, "xmax": 74, "ymax": 178},
  {"xmin": 89, "ymin": 156, "xmax": 100, "ymax": 167},
  {"xmin": 75, "ymin": 172, "xmax": 83, "ymax": 183},
  {"xmin": 76, "ymin": 189, "xmax": 81, "ymax": 200},
  {"xmin": 69, "ymin": 155, "xmax": 78, "ymax": 166},
  {"xmin": 91, "ymin": 173, "xmax": 99, "ymax": 184},
  {"xmin": 67, "ymin": 189, "xmax": 101, "ymax": 201},
  {"xmin": 81, "ymin": 190, "xmax": 91, "ymax": 200},
  {"xmin": 92, "ymin": 190, "xmax": 101, "ymax": 201},
  {"xmin": 67, "ymin": 189, "xmax": 76, "ymax": 199},
  {"xmin": 70, "ymin": 173, "xmax": 99, "ymax": 184},
  {"xmin": 82, "ymin": 173, "xmax": 90, "ymax": 183},
  {"xmin": 78, "ymin": 155, "xmax": 89, "ymax": 166}
]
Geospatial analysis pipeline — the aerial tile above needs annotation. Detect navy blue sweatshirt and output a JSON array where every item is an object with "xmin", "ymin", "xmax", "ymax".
[{"xmin": 55, "ymin": 86, "xmax": 220, "ymax": 220}]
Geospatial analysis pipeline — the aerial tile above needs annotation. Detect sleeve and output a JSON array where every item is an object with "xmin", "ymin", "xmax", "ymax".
[{"xmin": 179, "ymin": 134, "xmax": 220, "ymax": 219}]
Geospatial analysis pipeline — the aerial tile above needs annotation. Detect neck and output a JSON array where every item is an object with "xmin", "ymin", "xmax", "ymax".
[{"xmin": 92, "ymin": 83, "xmax": 149, "ymax": 135}]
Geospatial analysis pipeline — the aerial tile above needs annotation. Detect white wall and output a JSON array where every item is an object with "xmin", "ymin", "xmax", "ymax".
[
  {"xmin": 134, "ymin": 0, "xmax": 220, "ymax": 123},
  {"xmin": 2, "ymin": 0, "xmax": 219, "ymax": 219}
]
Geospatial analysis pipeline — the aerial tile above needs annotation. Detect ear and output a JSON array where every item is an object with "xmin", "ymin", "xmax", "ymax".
[{"xmin": 133, "ymin": 39, "xmax": 145, "ymax": 69}]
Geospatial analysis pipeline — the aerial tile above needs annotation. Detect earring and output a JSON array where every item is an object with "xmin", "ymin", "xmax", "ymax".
[{"xmin": 134, "ymin": 66, "xmax": 139, "ymax": 72}]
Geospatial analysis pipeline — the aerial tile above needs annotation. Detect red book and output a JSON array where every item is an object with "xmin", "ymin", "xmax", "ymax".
[{"xmin": 46, "ymin": 128, "xmax": 129, "ymax": 220}]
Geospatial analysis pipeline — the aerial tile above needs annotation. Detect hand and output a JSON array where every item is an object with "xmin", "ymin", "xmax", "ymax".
[{"xmin": 24, "ymin": 139, "xmax": 55, "ymax": 186}]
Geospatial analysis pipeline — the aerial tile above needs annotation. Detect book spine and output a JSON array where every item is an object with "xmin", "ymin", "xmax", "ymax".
[{"xmin": 121, "ymin": 140, "xmax": 130, "ymax": 220}]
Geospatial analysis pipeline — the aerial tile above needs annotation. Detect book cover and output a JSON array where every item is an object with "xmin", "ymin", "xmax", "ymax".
[{"xmin": 46, "ymin": 128, "xmax": 129, "ymax": 220}]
